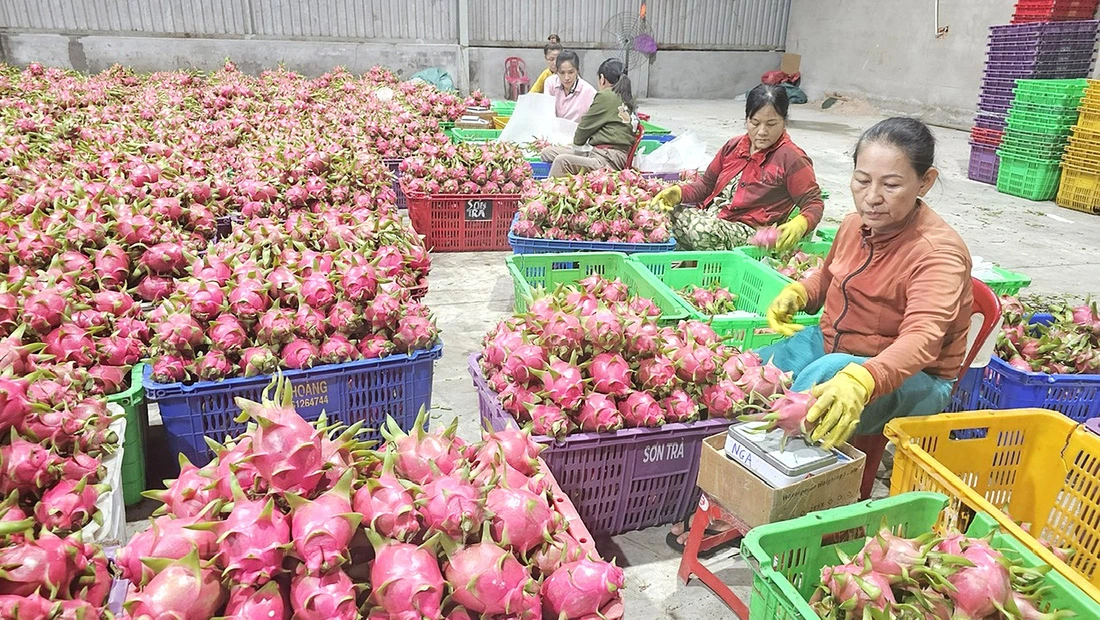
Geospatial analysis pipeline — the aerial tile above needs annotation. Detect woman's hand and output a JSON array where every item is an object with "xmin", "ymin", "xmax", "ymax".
[
  {"xmin": 776, "ymin": 214, "xmax": 809, "ymax": 252},
  {"xmin": 806, "ymin": 363, "xmax": 876, "ymax": 449},
  {"xmin": 650, "ymin": 185, "xmax": 682, "ymax": 212},
  {"xmin": 766, "ymin": 282, "xmax": 808, "ymax": 336}
]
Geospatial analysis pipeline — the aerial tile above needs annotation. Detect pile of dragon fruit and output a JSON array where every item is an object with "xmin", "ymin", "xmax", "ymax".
[
  {"xmin": 810, "ymin": 524, "xmax": 1070, "ymax": 619},
  {"xmin": 678, "ymin": 283, "xmax": 739, "ymax": 315},
  {"xmin": 398, "ymin": 141, "xmax": 533, "ymax": 196},
  {"xmin": 480, "ymin": 274, "xmax": 797, "ymax": 438},
  {"xmin": 760, "ymin": 249, "xmax": 825, "ymax": 282},
  {"xmin": 510, "ymin": 170, "xmax": 671, "ymax": 244},
  {"xmin": 146, "ymin": 210, "xmax": 437, "ymax": 385},
  {"xmin": 996, "ymin": 295, "xmax": 1100, "ymax": 375},
  {"xmin": 118, "ymin": 376, "xmax": 624, "ymax": 619}
]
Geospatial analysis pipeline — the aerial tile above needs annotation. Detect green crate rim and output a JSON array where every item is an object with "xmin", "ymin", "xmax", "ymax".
[
  {"xmin": 505, "ymin": 251, "xmax": 689, "ymax": 325},
  {"xmin": 108, "ymin": 363, "xmax": 147, "ymax": 506},
  {"xmin": 450, "ymin": 127, "xmax": 503, "ymax": 142},
  {"xmin": 741, "ymin": 492, "xmax": 1100, "ymax": 620}
]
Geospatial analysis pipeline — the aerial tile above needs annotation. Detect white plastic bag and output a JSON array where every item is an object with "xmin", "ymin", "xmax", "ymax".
[
  {"xmin": 635, "ymin": 131, "xmax": 711, "ymax": 173},
  {"xmin": 499, "ymin": 93, "xmax": 577, "ymax": 145},
  {"xmin": 82, "ymin": 409, "xmax": 126, "ymax": 546}
]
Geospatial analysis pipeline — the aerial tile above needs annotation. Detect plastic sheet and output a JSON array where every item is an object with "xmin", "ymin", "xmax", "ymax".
[
  {"xmin": 498, "ymin": 93, "xmax": 577, "ymax": 145},
  {"xmin": 635, "ymin": 131, "xmax": 712, "ymax": 173}
]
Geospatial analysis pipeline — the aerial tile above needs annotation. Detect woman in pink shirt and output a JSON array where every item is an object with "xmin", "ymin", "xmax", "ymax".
[{"xmin": 542, "ymin": 51, "xmax": 597, "ymax": 123}]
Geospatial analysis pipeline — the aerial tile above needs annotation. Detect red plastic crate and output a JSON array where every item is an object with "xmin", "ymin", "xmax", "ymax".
[
  {"xmin": 404, "ymin": 190, "xmax": 520, "ymax": 252},
  {"xmin": 469, "ymin": 353, "xmax": 731, "ymax": 537},
  {"xmin": 971, "ymin": 125, "xmax": 1005, "ymax": 146},
  {"xmin": 1013, "ymin": 0, "xmax": 1100, "ymax": 22}
]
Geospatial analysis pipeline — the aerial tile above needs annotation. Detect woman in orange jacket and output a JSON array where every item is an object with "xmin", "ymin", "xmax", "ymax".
[{"xmin": 763, "ymin": 116, "xmax": 973, "ymax": 495}]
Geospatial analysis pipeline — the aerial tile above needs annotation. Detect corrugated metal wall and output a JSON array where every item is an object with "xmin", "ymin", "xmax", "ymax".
[
  {"xmin": 467, "ymin": 0, "xmax": 790, "ymax": 50},
  {"xmin": 0, "ymin": 0, "xmax": 786, "ymax": 49}
]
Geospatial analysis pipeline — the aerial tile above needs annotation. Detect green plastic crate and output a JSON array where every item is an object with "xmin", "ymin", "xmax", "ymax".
[
  {"xmin": 450, "ymin": 128, "xmax": 502, "ymax": 143},
  {"xmin": 741, "ymin": 492, "xmax": 1100, "ymax": 620},
  {"xmin": 996, "ymin": 150, "xmax": 1063, "ymax": 200},
  {"xmin": 506, "ymin": 252, "xmax": 689, "ymax": 325},
  {"xmin": 980, "ymin": 265, "xmax": 1032, "ymax": 296},
  {"xmin": 107, "ymin": 363, "xmax": 147, "ymax": 506},
  {"xmin": 1006, "ymin": 110, "xmax": 1078, "ymax": 135},
  {"xmin": 629, "ymin": 251, "xmax": 820, "ymax": 350},
  {"xmin": 641, "ymin": 120, "xmax": 672, "ymax": 135},
  {"xmin": 491, "ymin": 100, "xmax": 516, "ymax": 114},
  {"xmin": 812, "ymin": 226, "xmax": 838, "ymax": 242},
  {"xmin": 636, "ymin": 139, "xmax": 667, "ymax": 155}
]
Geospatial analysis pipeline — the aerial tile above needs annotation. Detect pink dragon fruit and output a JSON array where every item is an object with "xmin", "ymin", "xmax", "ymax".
[
  {"xmin": 478, "ymin": 428, "xmax": 543, "ymax": 476},
  {"xmin": 530, "ymin": 531, "xmax": 588, "ymax": 575},
  {"xmin": 680, "ymin": 320, "xmax": 720, "ymax": 346},
  {"xmin": 142, "ymin": 454, "xmax": 218, "ymax": 519},
  {"xmin": 540, "ymin": 558, "xmax": 624, "ymax": 619},
  {"xmin": 116, "ymin": 507, "xmax": 221, "ymax": 586},
  {"xmin": 151, "ymin": 355, "xmax": 188, "ymax": 383},
  {"xmin": 340, "ymin": 262, "xmax": 378, "ymax": 302},
  {"xmin": 724, "ymin": 351, "xmax": 762, "ymax": 382},
  {"xmin": 319, "ymin": 334, "xmax": 358, "ymax": 364},
  {"xmin": 23, "ymin": 289, "xmax": 68, "ymax": 334},
  {"xmin": 257, "ymin": 308, "xmax": 296, "ymax": 346},
  {"xmin": 43, "ymin": 324, "xmax": 97, "ymax": 366},
  {"xmin": 380, "ymin": 410, "xmax": 462, "ymax": 484},
  {"xmin": 0, "ymin": 434, "xmax": 61, "ymax": 495},
  {"xmin": 281, "ymin": 339, "xmax": 320, "ymax": 370},
  {"xmin": 123, "ymin": 548, "xmax": 228, "ymax": 620},
  {"xmin": 533, "ymin": 357, "xmax": 586, "ymax": 410},
  {"xmin": 662, "ymin": 389, "xmax": 700, "ymax": 423},
  {"xmin": 285, "ymin": 469, "xmax": 361, "ymax": 574},
  {"xmin": 235, "ymin": 375, "xmax": 325, "ymax": 495},
  {"xmin": 208, "ymin": 314, "xmax": 249, "ymax": 353},
  {"xmin": 194, "ymin": 350, "xmax": 234, "ymax": 382},
  {"xmin": 364, "ymin": 293, "xmax": 401, "ymax": 332},
  {"xmin": 739, "ymin": 391, "xmax": 818, "ymax": 447},
  {"xmin": 33, "ymin": 476, "xmax": 106, "ymax": 533},
  {"xmin": 419, "ymin": 471, "xmax": 486, "ymax": 539},
  {"xmin": 290, "ymin": 564, "xmax": 357, "ymax": 620},
  {"xmin": 587, "ymin": 352, "xmax": 633, "ymax": 396},
  {"xmin": 737, "ymin": 364, "xmax": 792, "ymax": 400},
  {"xmin": 0, "ymin": 378, "xmax": 32, "ymax": 434},
  {"xmin": 366, "ymin": 532, "xmax": 445, "ymax": 618},
  {"xmin": 445, "ymin": 535, "xmax": 541, "ymax": 616},
  {"xmin": 327, "ymin": 300, "xmax": 363, "ymax": 336},
  {"xmin": 97, "ymin": 335, "xmax": 143, "ymax": 366},
  {"xmin": 636, "ymin": 355, "xmax": 678, "ymax": 393},
  {"xmin": 58, "ymin": 453, "xmax": 104, "ymax": 485},
  {"xmin": 577, "ymin": 393, "xmax": 625, "ymax": 432},
  {"xmin": 528, "ymin": 403, "xmax": 575, "ymax": 437},
  {"xmin": 618, "ymin": 391, "xmax": 666, "ymax": 427},
  {"xmin": 358, "ymin": 333, "xmax": 396, "ymax": 359},
  {"xmin": 582, "ymin": 309, "xmax": 624, "ymax": 351},
  {"xmin": 154, "ymin": 311, "xmax": 205, "ymax": 353},
  {"xmin": 701, "ymin": 380, "xmax": 746, "ymax": 418},
  {"xmin": 393, "ymin": 315, "xmax": 437, "ymax": 352},
  {"xmin": 818, "ymin": 563, "xmax": 895, "ymax": 615},
  {"xmin": 300, "ymin": 274, "xmax": 336, "ymax": 311},
  {"xmin": 215, "ymin": 488, "xmax": 291, "ymax": 586},
  {"xmin": 0, "ymin": 529, "xmax": 84, "ymax": 597},
  {"xmin": 539, "ymin": 312, "xmax": 585, "ymax": 354},
  {"xmin": 240, "ymin": 347, "xmax": 279, "ymax": 378},
  {"xmin": 500, "ymin": 343, "xmax": 548, "ymax": 384},
  {"xmin": 672, "ymin": 341, "xmax": 719, "ymax": 383},
  {"xmin": 487, "ymin": 487, "xmax": 561, "ymax": 554},
  {"xmin": 224, "ymin": 581, "xmax": 288, "ymax": 620},
  {"xmin": 353, "ymin": 451, "xmax": 421, "ymax": 541}
]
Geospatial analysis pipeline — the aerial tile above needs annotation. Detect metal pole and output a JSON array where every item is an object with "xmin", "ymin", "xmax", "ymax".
[{"xmin": 457, "ymin": 0, "xmax": 471, "ymax": 93}]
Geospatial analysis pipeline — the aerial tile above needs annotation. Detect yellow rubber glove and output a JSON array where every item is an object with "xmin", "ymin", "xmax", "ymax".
[
  {"xmin": 650, "ymin": 185, "xmax": 682, "ymax": 213},
  {"xmin": 806, "ymin": 363, "xmax": 876, "ymax": 449},
  {"xmin": 776, "ymin": 214, "xmax": 809, "ymax": 252},
  {"xmin": 765, "ymin": 282, "xmax": 808, "ymax": 337}
]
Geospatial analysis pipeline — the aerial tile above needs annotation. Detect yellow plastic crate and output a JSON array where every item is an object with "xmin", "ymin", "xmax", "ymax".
[
  {"xmin": 1078, "ymin": 107, "xmax": 1100, "ymax": 133},
  {"xmin": 492, "ymin": 116, "xmax": 509, "ymax": 130},
  {"xmin": 886, "ymin": 409, "xmax": 1100, "ymax": 603},
  {"xmin": 1057, "ymin": 164, "xmax": 1100, "ymax": 215}
]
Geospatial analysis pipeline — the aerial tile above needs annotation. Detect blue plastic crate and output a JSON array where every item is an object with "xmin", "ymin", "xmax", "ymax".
[
  {"xmin": 144, "ymin": 344, "xmax": 443, "ymax": 465},
  {"xmin": 507, "ymin": 214, "xmax": 677, "ymax": 255},
  {"xmin": 644, "ymin": 133, "xmax": 676, "ymax": 144},
  {"xmin": 956, "ymin": 355, "xmax": 1100, "ymax": 423},
  {"xmin": 529, "ymin": 161, "xmax": 551, "ymax": 179}
]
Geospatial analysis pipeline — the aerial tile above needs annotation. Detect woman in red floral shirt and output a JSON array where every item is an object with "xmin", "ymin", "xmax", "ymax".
[{"xmin": 652, "ymin": 84, "xmax": 825, "ymax": 252}]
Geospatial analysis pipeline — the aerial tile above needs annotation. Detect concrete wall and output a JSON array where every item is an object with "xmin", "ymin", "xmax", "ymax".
[
  {"xmin": 786, "ymin": 0, "xmax": 1018, "ymax": 125},
  {"xmin": 0, "ymin": 33, "xmax": 466, "ymax": 88}
]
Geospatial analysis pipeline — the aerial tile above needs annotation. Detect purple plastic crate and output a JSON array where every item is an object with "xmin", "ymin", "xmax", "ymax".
[
  {"xmin": 991, "ymin": 20, "xmax": 1100, "ymax": 37},
  {"xmin": 1087, "ymin": 418, "xmax": 1100, "ymax": 435},
  {"xmin": 968, "ymin": 142, "xmax": 1001, "ymax": 184},
  {"xmin": 384, "ymin": 158, "xmax": 407, "ymax": 210},
  {"xmin": 468, "ymin": 353, "xmax": 731, "ymax": 537},
  {"xmin": 976, "ymin": 112, "xmax": 1008, "ymax": 130},
  {"xmin": 979, "ymin": 91, "xmax": 1016, "ymax": 114}
]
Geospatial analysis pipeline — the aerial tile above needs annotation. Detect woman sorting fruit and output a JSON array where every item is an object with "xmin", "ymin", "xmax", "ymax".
[
  {"xmin": 669, "ymin": 117, "xmax": 973, "ymax": 550},
  {"xmin": 761, "ymin": 117, "xmax": 973, "ymax": 498},
  {"xmin": 541, "ymin": 59, "xmax": 637, "ymax": 178},
  {"xmin": 530, "ymin": 37, "xmax": 563, "ymax": 94},
  {"xmin": 650, "ymin": 84, "xmax": 824, "ymax": 252},
  {"xmin": 542, "ymin": 50, "xmax": 597, "ymax": 123}
]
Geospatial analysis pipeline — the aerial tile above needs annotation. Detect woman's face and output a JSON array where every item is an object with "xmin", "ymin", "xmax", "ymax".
[
  {"xmin": 557, "ymin": 61, "xmax": 578, "ymax": 91},
  {"xmin": 745, "ymin": 105, "xmax": 785, "ymax": 152},
  {"xmin": 850, "ymin": 141, "xmax": 938, "ymax": 234},
  {"xmin": 546, "ymin": 50, "xmax": 560, "ymax": 72}
]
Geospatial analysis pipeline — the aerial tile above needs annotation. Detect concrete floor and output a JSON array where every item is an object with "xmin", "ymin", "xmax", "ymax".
[{"xmin": 131, "ymin": 99, "xmax": 1100, "ymax": 617}]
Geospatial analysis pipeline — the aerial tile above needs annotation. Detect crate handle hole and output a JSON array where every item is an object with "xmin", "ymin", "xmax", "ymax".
[
  {"xmin": 551, "ymin": 261, "xmax": 581, "ymax": 271},
  {"xmin": 670, "ymin": 260, "xmax": 699, "ymax": 270},
  {"xmin": 821, "ymin": 525, "xmax": 867, "ymax": 548},
  {"xmin": 949, "ymin": 427, "xmax": 989, "ymax": 440}
]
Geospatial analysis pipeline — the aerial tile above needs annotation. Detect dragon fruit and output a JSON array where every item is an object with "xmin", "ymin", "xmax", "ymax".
[
  {"xmin": 366, "ymin": 532, "xmax": 445, "ymax": 618},
  {"xmin": 290, "ymin": 564, "xmax": 357, "ymax": 620},
  {"xmin": 224, "ymin": 581, "xmax": 288, "ymax": 620},
  {"xmin": 353, "ymin": 451, "xmax": 421, "ymax": 541},
  {"xmin": 533, "ymin": 357, "xmax": 586, "ymax": 410},
  {"xmin": 33, "ymin": 476, "xmax": 106, "ymax": 533},
  {"xmin": 281, "ymin": 339, "xmax": 320, "ymax": 370},
  {"xmin": 215, "ymin": 486, "xmax": 291, "ymax": 586},
  {"xmin": 701, "ymin": 380, "xmax": 746, "ymax": 418},
  {"xmin": 478, "ymin": 428, "xmax": 543, "ymax": 477},
  {"xmin": 487, "ymin": 487, "xmax": 561, "ymax": 555},
  {"xmin": 240, "ymin": 347, "xmax": 279, "ymax": 378},
  {"xmin": 530, "ymin": 531, "xmax": 588, "ymax": 575},
  {"xmin": 116, "ymin": 509, "xmax": 221, "ymax": 586},
  {"xmin": 0, "ymin": 529, "xmax": 83, "ymax": 598},
  {"xmin": 577, "ymin": 392, "xmax": 624, "ymax": 432},
  {"xmin": 444, "ymin": 533, "xmax": 541, "ymax": 616},
  {"xmin": 618, "ymin": 391, "xmax": 665, "ymax": 427},
  {"xmin": 257, "ymin": 308, "xmax": 296, "ymax": 346},
  {"xmin": 529, "ymin": 403, "xmax": 575, "ymax": 437},
  {"xmin": 587, "ymin": 352, "xmax": 633, "ymax": 396},
  {"xmin": 540, "ymin": 558, "xmax": 624, "ymax": 619},
  {"xmin": 319, "ymin": 334, "xmax": 357, "ymax": 364},
  {"xmin": 381, "ymin": 411, "xmax": 463, "ymax": 485},
  {"xmin": 235, "ymin": 375, "xmax": 325, "ymax": 495},
  {"xmin": 393, "ymin": 314, "xmax": 437, "ymax": 352},
  {"xmin": 285, "ymin": 469, "xmax": 361, "ymax": 574},
  {"xmin": 0, "ymin": 434, "xmax": 62, "ymax": 495},
  {"xmin": 124, "ymin": 547, "xmax": 228, "ymax": 620},
  {"xmin": 737, "ymin": 364, "xmax": 792, "ymax": 400},
  {"xmin": 739, "ymin": 391, "xmax": 818, "ymax": 446},
  {"xmin": 500, "ymin": 344, "xmax": 548, "ymax": 384}
]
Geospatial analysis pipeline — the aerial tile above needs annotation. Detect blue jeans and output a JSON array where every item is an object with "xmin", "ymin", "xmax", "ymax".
[{"xmin": 756, "ymin": 327, "xmax": 954, "ymax": 435}]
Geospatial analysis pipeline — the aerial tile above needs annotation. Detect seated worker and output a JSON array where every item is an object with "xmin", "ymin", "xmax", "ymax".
[
  {"xmin": 540, "ymin": 58, "xmax": 636, "ymax": 178},
  {"xmin": 650, "ymin": 84, "xmax": 824, "ymax": 252},
  {"xmin": 668, "ymin": 117, "xmax": 973, "ymax": 551},
  {"xmin": 530, "ymin": 37, "xmax": 563, "ymax": 94},
  {"xmin": 542, "ymin": 50, "xmax": 597, "ymax": 123}
]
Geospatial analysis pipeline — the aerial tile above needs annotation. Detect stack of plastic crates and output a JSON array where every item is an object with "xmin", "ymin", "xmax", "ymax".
[
  {"xmin": 969, "ymin": 113, "xmax": 1006, "ymax": 184},
  {"xmin": 998, "ymin": 78, "xmax": 1089, "ymax": 200},
  {"xmin": 1012, "ymin": 0, "xmax": 1100, "ymax": 23},
  {"xmin": 1058, "ymin": 79, "xmax": 1100, "ymax": 213}
]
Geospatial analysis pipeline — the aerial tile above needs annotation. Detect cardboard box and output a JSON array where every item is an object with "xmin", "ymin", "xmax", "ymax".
[
  {"xmin": 780, "ymin": 53, "xmax": 801, "ymax": 75},
  {"xmin": 696, "ymin": 433, "xmax": 864, "ymax": 529}
]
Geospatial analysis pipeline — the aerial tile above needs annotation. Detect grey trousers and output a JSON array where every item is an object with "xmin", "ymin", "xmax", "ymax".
[{"xmin": 541, "ymin": 146, "xmax": 628, "ymax": 177}]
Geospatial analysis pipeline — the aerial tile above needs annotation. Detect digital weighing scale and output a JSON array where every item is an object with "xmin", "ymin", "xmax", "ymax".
[{"xmin": 724, "ymin": 422, "xmax": 851, "ymax": 488}]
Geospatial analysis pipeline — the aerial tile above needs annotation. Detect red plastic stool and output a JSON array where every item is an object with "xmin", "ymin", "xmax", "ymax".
[{"xmin": 676, "ymin": 493, "xmax": 752, "ymax": 619}]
